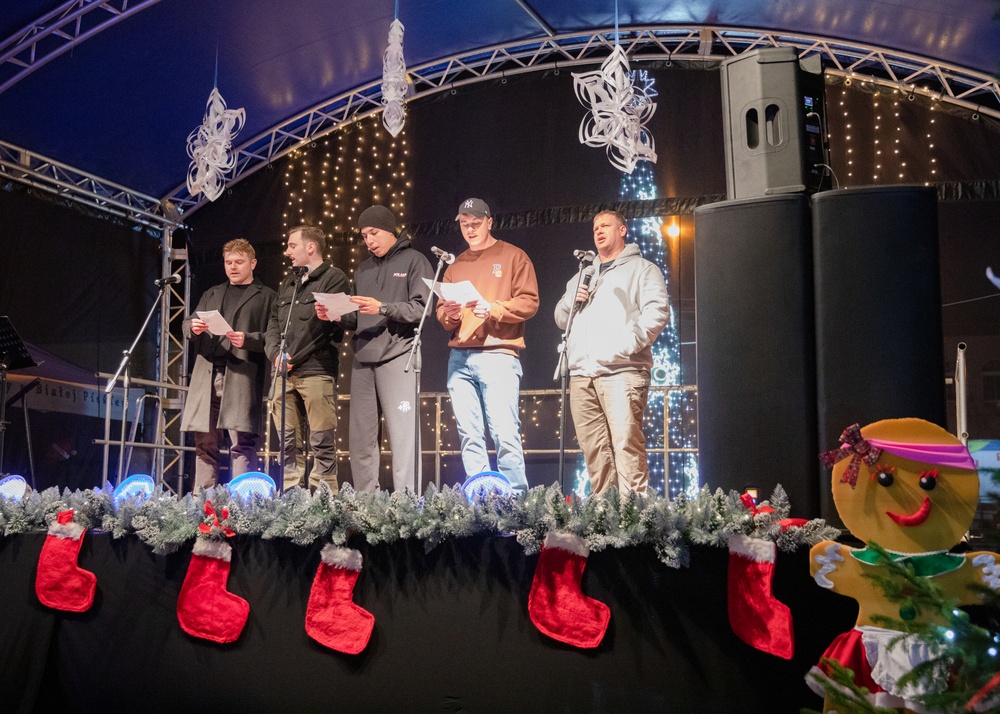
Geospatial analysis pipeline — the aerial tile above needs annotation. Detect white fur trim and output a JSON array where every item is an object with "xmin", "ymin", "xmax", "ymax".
[
  {"xmin": 728, "ymin": 534, "xmax": 775, "ymax": 563},
  {"xmin": 192, "ymin": 538, "xmax": 232, "ymax": 561},
  {"xmin": 47, "ymin": 521, "xmax": 85, "ymax": 540},
  {"xmin": 543, "ymin": 530, "xmax": 589, "ymax": 558},
  {"xmin": 320, "ymin": 544, "xmax": 362, "ymax": 571}
]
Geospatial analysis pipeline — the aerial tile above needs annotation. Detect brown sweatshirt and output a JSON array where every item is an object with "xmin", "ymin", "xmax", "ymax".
[{"xmin": 435, "ymin": 239, "xmax": 539, "ymax": 354}]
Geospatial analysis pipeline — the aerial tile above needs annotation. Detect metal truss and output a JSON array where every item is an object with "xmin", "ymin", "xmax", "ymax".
[
  {"xmin": 0, "ymin": 0, "xmax": 162, "ymax": 95},
  {"xmin": 0, "ymin": 139, "xmax": 179, "ymax": 228},
  {"xmin": 163, "ymin": 25, "xmax": 1000, "ymax": 216},
  {"xmin": 153, "ymin": 232, "xmax": 190, "ymax": 495}
]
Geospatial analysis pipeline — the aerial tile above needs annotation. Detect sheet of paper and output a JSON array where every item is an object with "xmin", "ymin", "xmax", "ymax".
[
  {"xmin": 313, "ymin": 292, "xmax": 360, "ymax": 316},
  {"xmin": 196, "ymin": 310, "xmax": 233, "ymax": 336},
  {"xmin": 421, "ymin": 278, "xmax": 484, "ymax": 305}
]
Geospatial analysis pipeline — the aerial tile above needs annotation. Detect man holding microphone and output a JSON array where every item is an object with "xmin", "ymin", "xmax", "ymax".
[{"xmin": 554, "ymin": 210, "xmax": 669, "ymax": 495}]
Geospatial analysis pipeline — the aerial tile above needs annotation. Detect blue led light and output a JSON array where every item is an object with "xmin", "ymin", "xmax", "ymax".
[
  {"xmin": 0, "ymin": 475, "xmax": 27, "ymax": 503},
  {"xmin": 461, "ymin": 471, "xmax": 512, "ymax": 501},
  {"xmin": 227, "ymin": 471, "xmax": 276, "ymax": 501},
  {"xmin": 112, "ymin": 474, "xmax": 154, "ymax": 508}
]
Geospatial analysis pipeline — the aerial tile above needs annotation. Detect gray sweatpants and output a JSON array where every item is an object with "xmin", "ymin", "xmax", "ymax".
[{"xmin": 349, "ymin": 352, "xmax": 419, "ymax": 493}]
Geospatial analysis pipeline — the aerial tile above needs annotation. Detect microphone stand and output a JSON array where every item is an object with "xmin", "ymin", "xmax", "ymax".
[
  {"xmin": 554, "ymin": 257, "xmax": 593, "ymax": 495},
  {"xmin": 105, "ymin": 279, "xmax": 171, "ymax": 485},
  {"xmin": 270, "ymin": 271, "xmax": 304, "ymax": 493},
  {"xmin": 404, "ymin": 255, "xmax": 448, "ymax": 494}
]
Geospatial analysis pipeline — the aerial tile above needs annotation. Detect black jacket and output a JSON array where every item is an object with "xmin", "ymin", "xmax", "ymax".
[
  {"xmin": 265, "ymin": 262, "xmax": 350, "ymax": 377},
  {"xmin": 351, "ymin": 237, "xmax": 434, "ymax": 365}
]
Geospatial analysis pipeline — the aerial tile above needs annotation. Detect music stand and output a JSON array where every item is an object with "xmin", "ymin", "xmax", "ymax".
[{"xmin": 0, "ymin": 316, "xmax": 37, "ymax": 476}]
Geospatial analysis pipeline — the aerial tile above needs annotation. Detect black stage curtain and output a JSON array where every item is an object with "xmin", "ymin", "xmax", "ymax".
[
  {"xmin": 0, "ymin": 188, "xmax": 160, "ymax": 374},
  {"xmin": 2, "ymin": 532, "xmax": 857, "ymax": 713}
]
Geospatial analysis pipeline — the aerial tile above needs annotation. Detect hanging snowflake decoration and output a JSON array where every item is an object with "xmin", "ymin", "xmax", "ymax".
[
  {"xmin": 186, "ymin": 87, "xmax": 246, "ymax": 202},
  {"xmin": 381, "ymin": 18, "xmax": 407, "ymax": 137},
  {"xmin": 572, "ymin": 45, "xmax": 658, "ymax": 174}
]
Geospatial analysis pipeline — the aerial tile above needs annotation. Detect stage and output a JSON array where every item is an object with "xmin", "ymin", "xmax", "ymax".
[{"xmin": 3, "ymin": 529, "xmax": 857, "ymax": 713}]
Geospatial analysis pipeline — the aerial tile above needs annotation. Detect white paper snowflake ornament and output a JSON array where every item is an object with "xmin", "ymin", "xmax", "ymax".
[
  {"xmin": 572, "ymin": 45, "xmax": 658, "ymax": 174},
  {"xmin": 381, "ymin": 18, "xmax": 407, "ymax": 137},
  {"xmin": 186, "ymin": 87, "xmax": 246, "ymax": 202}
]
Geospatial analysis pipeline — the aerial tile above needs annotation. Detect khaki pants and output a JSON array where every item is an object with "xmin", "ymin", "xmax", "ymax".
[
  {"xmin": 275, "ymin": 373, "xmax": 338, "ymax": 492},
  {"xmin": 569, "ymin": 370, "xmax": 650, "ymax": 494}
]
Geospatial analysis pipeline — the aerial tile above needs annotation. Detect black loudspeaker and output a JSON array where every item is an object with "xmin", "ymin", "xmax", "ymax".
[
  {"xmin": 812, "ymin": 186, "xmax": 946, "ymax": 522},
  {"xmin": 720, "ymin": 47, "xmax": 827, "ymax": 200},
  {"xmin": 694, "ymin": 194, "xmax": 819, "ymax": 517}
]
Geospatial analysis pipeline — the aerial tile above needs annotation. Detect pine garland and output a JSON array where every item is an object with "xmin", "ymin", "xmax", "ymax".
[{"xmin": 0, "ymin": 482, "xmax": 840, "ymax": 561}]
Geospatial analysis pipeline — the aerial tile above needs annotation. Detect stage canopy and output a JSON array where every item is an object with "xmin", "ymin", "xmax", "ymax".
[{"xmin": 1, "ymin": 0, "xmax": 999, "ymax": 214}]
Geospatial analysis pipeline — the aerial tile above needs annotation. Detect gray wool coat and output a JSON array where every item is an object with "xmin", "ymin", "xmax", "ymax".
[{"xmin": 180, "ymin": 279, "xmax": 277, "ymax": 435}]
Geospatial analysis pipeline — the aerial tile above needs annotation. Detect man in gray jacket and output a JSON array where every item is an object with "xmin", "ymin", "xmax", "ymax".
[
  {"xmin": 181, "ymin": 239, "xmax": 276, "ymax": 490},
  {"xmin": 554, "ymin": 210, "xmax": 670, "ymax": 495},
  {"xmin": 317, "ymin": 205, "xmax": 433, "ymax": 492}
]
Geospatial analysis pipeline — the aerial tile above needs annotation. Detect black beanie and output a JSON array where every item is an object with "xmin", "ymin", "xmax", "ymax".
[{"xmin": 358, "ymin": 205, "xmax": 397, "ymax": 234}]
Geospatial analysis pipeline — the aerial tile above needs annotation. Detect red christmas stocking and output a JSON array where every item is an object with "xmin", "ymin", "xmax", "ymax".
[
  {"xmin": 527, "ymin": 530, "xmax": 610, "ymax": 649},
  {"xmin": 727, "ymin": 534, "xmax": 794, "ymax": 659},
  {"xmin": 177, "ymin": 539, "xmax": 249, "ymax": 644},
  {"xmin": 305, "ymin": 545, "xmax": 374, "ymax": 655},
  {"xmin": 35, "ymin": 509, "xmax": 97, "ymax": 612}
]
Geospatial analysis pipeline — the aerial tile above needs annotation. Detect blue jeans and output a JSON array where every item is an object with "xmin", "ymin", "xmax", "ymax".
[{"xmin": 447, "ymin": 350, "xmax": 527, "ymax": 493}]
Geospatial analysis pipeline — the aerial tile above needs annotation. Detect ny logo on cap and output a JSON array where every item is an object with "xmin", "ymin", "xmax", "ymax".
[{"xmin": 464, "ymin": 199, "xmax": 475, "ymax": 208}]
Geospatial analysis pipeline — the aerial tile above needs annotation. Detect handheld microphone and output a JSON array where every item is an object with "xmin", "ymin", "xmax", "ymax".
[
  {"xmin": 290, "ymin": 266, "xmax": 309, "ymax": 277},
  {"xmin": 577, "ymin": 266, "xmax": 596, "ymax": 302},
  {"xmin": 154, "ymin": 273, "xmax": 182, "ymax": 287},
  {"xmin": 573, "ymin": 249, "xmax": 596, "ymax": 261},
  {"xmin": 431, "ymin": 246, "xmax": 456, "ymax": 264}
]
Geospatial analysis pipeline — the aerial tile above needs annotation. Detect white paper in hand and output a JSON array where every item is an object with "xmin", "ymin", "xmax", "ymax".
[
  {"xmin": 197, "ymin": 310, "xmax": 233, "ymax": 336},
  {"xmin": 313, "ymin": 292, "xmax": 360, "ymax": 317},
  {"xmin": 421, "ymin": 278, "xmax": 484, "ymax": 305}
]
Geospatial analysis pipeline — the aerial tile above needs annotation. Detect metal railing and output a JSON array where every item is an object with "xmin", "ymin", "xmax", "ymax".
[{"xmin": 97, "ymin": 382, "xmax": 698, "ymax": 495}]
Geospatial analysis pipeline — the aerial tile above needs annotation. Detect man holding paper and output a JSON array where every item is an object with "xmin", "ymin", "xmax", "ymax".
[
  {"xmin": 265, "ymin": 225, "xmax": 351, "ymax": 492},
  {"xmin": 181, "ymin": 239, "xmax": 276, "ymax": 490},
  {"xmin": 435, "ymin": 198, "xmax": 539, "ymax": 494},
  {"xmin": 317, "ymin": 205, "xmax": 433, "ymax": 492}
]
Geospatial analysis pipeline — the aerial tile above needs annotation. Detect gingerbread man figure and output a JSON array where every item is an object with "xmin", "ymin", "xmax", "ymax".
[{"xmin": 808, "ymin": 418, "xmax": 1000, "ymax": 712}]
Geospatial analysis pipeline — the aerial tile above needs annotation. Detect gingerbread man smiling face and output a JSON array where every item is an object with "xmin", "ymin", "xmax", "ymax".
[{"xmin": 831, "ymin": 418, "xmax": 979, "ymax": 555}]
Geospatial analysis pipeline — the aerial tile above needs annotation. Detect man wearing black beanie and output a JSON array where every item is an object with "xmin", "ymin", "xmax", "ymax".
[{"xmin": 317, "ymin": 205, "xmax": 433, "ymax": 492}]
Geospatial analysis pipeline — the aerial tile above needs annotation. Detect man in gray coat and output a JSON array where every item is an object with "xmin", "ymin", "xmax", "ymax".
[
  {"xmin": 181, "ymin": 238, "xmax": 277, "ymax": 490},
  {"xmin": 554, "ymin": 211, "xmax": 669, "ymax": 495}
]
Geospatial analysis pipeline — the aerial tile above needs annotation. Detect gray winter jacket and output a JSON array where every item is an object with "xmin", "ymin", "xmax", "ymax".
[{"xmin": 553, "ymin": 243, "xmax": 670, "ymax": 377}]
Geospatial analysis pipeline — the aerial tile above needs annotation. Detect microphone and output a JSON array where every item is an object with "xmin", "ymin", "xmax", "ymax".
[
  {"xmin": 154, "ymin": 273, "xmax": 182, "ymax": 287},
  {"xmin": 577, "ymin": 266, "xmax": 596, "ymax": 302},
  {"xmin": 431, "ymin": 246, "xmax": 456, "ymax": 264},
  {"xmin": 573, "ymin": 249, "xmax": 596, "ymax": 261},
  {"xmin": 290, "ymin": 266, "xmax": 309, "ymax": 277}
]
